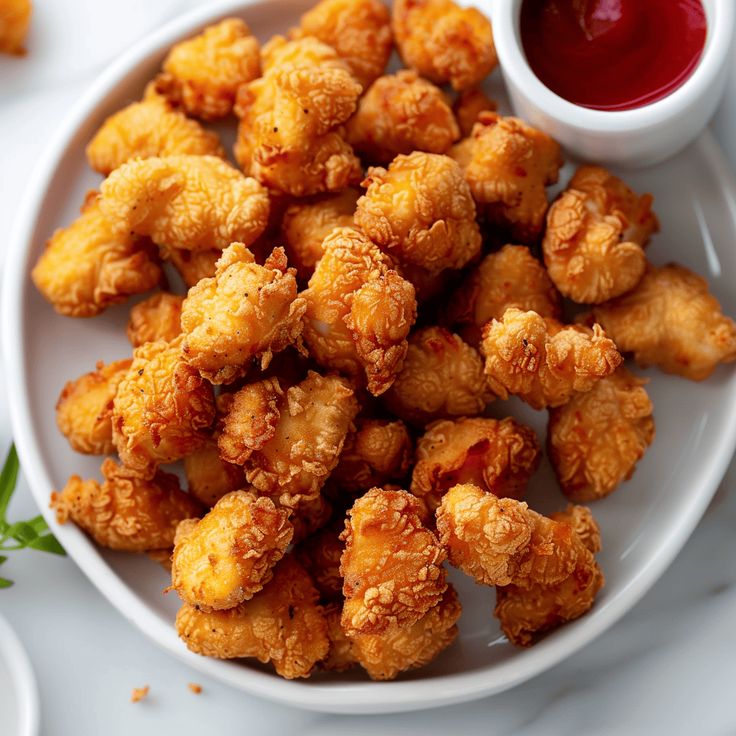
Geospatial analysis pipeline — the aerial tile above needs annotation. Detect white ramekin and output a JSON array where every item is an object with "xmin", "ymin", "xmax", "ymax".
[{"xmin": 487, "ymin": 0, "xmax": 735, "ymax": 168}]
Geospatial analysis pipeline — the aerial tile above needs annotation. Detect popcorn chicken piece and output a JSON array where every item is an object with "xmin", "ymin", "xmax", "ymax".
[
  {"xmin": 346, "ymin": 71, "xmax": 460, "ymax": 164},
  {"xmin": 340, "ymin": 488, "xmax": 447, "ymax": 635},
  {"xmin": 331, "ymin": 418, "xmax": 413, "ymax": 493},
  {"xmin": 321, "ymin": 602, "xmax": 358, "ymax": 672},
  {"xmin": 184, "ymin": 437, "xmax": 246, "ymax": 508},
  {"xmin": 31, "ymin": 192, "xmax": 162, "ymax": 318},
  {"xmin": 0, "ymin": 0, "xmax": 30, "ymax": 55},
  {"xmin": 412, "ymin": 417, "xmax": 540, "ymax": 511},
  {"xmin": 551, "ymin": 505, "xmax": 601, "ymax": 554},
  {"xmin": 451, "ymin": 112, "xmax": 562, "ymax": 242},
  {"xmin": 295, "ymin": 525, "xmax": 344, "ymax": 600},
  {"xmin": 176, "ymin": 556, "xmax": 329, "ymax": 678},
  {"xmin": 288, "ymin": 494, "xmax": 333, "ymax": 544},
  {"xmin": 355, "ymin": 152, "xmax": 481, "ymax": 275},
  {"xmin": 290, "ymin": 0, "xmax": 392, "ymax": 87},
  {"xmin": 589, "ymin": 262, "xmax": 736, "ymax": 381},
  {"xmin": 162, "ymin": 247, "xmax": 221, "ymax": 289},
  {"xmin": 548, "ymin": 366, "xmax": 655, "ymax": 502},
  {"xmin": 55, "ymin": 359, "xmax": 132, "ymax": 455},
  {"xmin": 99, "ymin": 155, "xmax": 270, "ymax": 252},
  {"xmin": 480, "ymin": 308, "xmax": 622, "ymax": 410},
  {"xmin": 126, "ymin": 293, "xmax": 183, "ymax": 348},
  {"xmin": 51, "ymin": 458, "xmax": 200, "ymax": 551},
  {"xmin": 86, "ymin": 88, "xmax": 225, "ymax": 175},
  {"xmin": 171, "ymin": 491, "xmax": 293, "ymax": 610},
  {"xmin": 350, "ymin": 584, "xmax": 461, "ymax": 680},
  {"xmin": 281, "ymin": 188, "xmax": 360, "ymax": 280},
  {"xmin": 436, "ymin": 483, "xmax": 590, "ymax": 588},
  {"xmin": 156, "ymin": 18, "xmax": 261, "ymax": 120},
  {"xmin": 384, "ymin": 327, "xmax": 493, "ymax": 425},
  {"xmin": 543, "ymin": 166, "xmax": 659, "ymax": 303},
  {"xmin": 260, "ymin": 34, "xmax": 343, "ymax": 72},
  {"xmin": 392, "ymin": 0, "xmax": 497, "ymax": 91},
  {"xmin": 180, "ymin": 244, "xmax": 305, "ymax": 385},
  {"xmin": 112, "ymin": 338, "xmax": 216, "ymax": 478},
  {"xmin": 219, "ymin": 372, "xmax": 360, "ymax": 508},
  {"xmin": 453, "ymin": 87, "xmax": 496, "ymax": 137},
  {"xmin": 302, "ymin": 227, "xmax": 417, "ymax": 395},
  {"xmin": 447, "ymin": 245, "xmax": 562, "ymax": 346}
]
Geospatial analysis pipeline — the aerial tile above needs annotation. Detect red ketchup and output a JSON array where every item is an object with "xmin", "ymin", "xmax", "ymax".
[{"xmin": 520, "ymin": 0, "xmax": 707, "ymax": 111}]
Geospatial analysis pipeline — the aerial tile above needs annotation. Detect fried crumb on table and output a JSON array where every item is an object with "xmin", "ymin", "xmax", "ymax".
[{"xmin": 130, "ymin": 686, "xmax": 149, "ymax": 703}]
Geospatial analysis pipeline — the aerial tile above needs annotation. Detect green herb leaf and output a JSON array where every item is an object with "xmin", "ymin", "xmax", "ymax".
[
  {"xmin": 0, "ymin": 577, "xmax": 13, "ymax": 589},
  {"xmin": 27, "ymin": 515, "xmax": 49, "ymax": 534},
  {"xmin": 0, "ymin": 445, "xmax": 19, "ymax": 521},
  {"xmin": 27, "ymin": 534, "xmax": 65, "ymax": 556}
]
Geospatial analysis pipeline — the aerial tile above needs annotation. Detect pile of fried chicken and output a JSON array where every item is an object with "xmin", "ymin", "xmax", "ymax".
[{"xmin": 33, "ymin": 0, "xmax": 736, "ymax": 681}]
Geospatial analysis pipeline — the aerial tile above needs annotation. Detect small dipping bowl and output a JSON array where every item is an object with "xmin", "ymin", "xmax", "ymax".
[{"xmin": 489, "ymin": 0, "xmax": 735, "ymax": 168}]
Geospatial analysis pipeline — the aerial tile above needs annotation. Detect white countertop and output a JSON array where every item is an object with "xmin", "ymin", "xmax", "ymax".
[{"xmin": 1, "ymin": 3, "xmax": 735, "ymax": 734}]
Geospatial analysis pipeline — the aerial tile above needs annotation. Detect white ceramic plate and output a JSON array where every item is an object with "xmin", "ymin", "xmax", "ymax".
[
  {"xmin": 0, "ymin": 614, "xmax": 40, "ymax": 736},
  {"xmin": 3, "ymin": 0, "xmax": 736, "ymax": 715}
]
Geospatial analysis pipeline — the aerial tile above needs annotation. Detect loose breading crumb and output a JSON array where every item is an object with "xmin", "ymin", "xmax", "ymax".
[
  {"xmin": 188, "ymin": 682, "xmax": 203, "ymax": 694},
  {"xmin": 130, "ymin": 686, "xmax": 149, "ymax": 703}
]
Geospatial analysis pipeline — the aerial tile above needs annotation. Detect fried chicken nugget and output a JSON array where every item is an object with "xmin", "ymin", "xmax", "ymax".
[
  {"xmin": 51, "ymin": 458, "xmax": 201, "ymax": 552},
  {"xmin": 55, "ymin": 359, "xmax": 132, "ymax": 455},
  {"xmin": 99, "ymin": 155, "xmax": 270, "ymax": 252},
  {"xmin": 180, "ymin": 244, "xmax": 306, "ymax": 385},
  {"xmin": 288, "ymin": 494, "xmax": 334, "ymax": 545},
  {"xmin": 162, "ymin": 247, "xmax": 221, "ymax": 288},
  {"xmin": 321, "ymin": 602, "xmax": 358, "ymax": 672},
  {"xmin": 281, "ymin": 188, "xmax": 360, "ymax": 280},
  {"xmin": 543, "ymin": 166, "xmax": 659, "ymax": 304},
  {"xmin": 290, "ymin": 0, "xmax": 392, "ymax": 87},
  {"xmin": 85, "ymin": 87, "xmax": 225, "ymax": 176},
  {"xmin": 331, "ymin": 418, "xmax": 413, "ymax": 493},
  {"xmin": 171, "ymin": 491, "xmax": 293, "ymax": 610},
  {"xmin": 302, "ymin": 227, "xmax": 418, "ymax": 396},
  {"xmin": 551, "ymin": 505, "xmax": 602, "ymax": 554},
  {"xmin": 447, "ymin": 245, "xmax": 562, "ymax": 346},
  {"xmin": 451, "ymin": 112, "xmax": 563, "ymax": 242},
  {"xmin": 219, "ymin": 372, "xmax": 360, "ymax": 508},
  {"xmin": 346, "ymin": 71, "xmax": 460, "ymax": 164},
  {"xmin": 480, "ymin": 308, "xmax": 622, "ymax": 410},
  {"xmin": 392, "ymin": 0, "xmax": 497, "ymax": 91},
  {"xmin": 0, "ymin": 0, "xmax": 30, "ymax": 55},
  {"xmin": 340, "ymin": 488, "xmax": 447, "ymax": 635},
  {"xmin": 453, "ymin": 87, "xmax": 497, "ymax": 138},
  {"xmin": 184, "ymin": 437, "xmax": 246, "ymax": 508},
  {"xmin": 411, "ymin": 417, "xmax": 541, "ymax": 511},
  {"xmin": 548, "ymin": 366, "xmax": 655, "ymax": 502},
  {"xmin": 31, "ymin": 191, "xmax": 162, "ymax": 318},
  {"xmin": 112, "ymin": 338, "xmax": 216, "ymax": 478},
  {"xmin": 355, "ymin": 152, "xmax": 481, "ymax": 275},
  {"xmin": 126, "ymin": 293, "xmax": 183, "ymax": 348},
  {"xmin": 296, "ymin": 524, "xmax": 344, "ymax": 600},
  {"xmin": 156, "ymin": 18, "xmax": 260, "ymax": 120},
  {"xmin": 176, "ymin": 556, "xmax": 329, "ymax": 678},
  {"xmin": 384, "ymin": 327, "xmax": 494, "ymax": 426},
  {"xmin": 589, "ymin": 263, "xmax": 736, "ymax": 381}
]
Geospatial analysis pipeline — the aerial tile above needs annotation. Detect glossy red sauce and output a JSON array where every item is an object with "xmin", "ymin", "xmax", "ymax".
[{"xmin": 520, "ymin": 0, "xmax": 707, "ymax": 110}]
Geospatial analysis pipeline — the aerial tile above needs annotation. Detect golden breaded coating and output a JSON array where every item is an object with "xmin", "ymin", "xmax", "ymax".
[
  {"xmin": 332, "ymin": 418, "xmax": 413, "ymax": 493},
  {"xmin": 156, "ymin": 18, "xmax": 260, "ymax": 120},
  {"xmin": 480, "ymin": 308, "xmax": 622, "ymax": 410},
  {"xmin": 321, "ymin": 602, "xmax": 358, "ymax": 672},
  {"xmin": 260, "ymin": 34, "xmax": 345, "ymax": 73},
  {"xmin": 219, "ymin": 372, "xmax": 360, "ymax": 508},
  {"xmin": 184, "ymin": 437, "xmax": 246, "ymax": 508},
  {"xmin": 543, "ymin": 166, "xmax": 659, "ymax": 303},
  {"xmin": 288, "ymin": 494, "xmax": 333, "ymax": 544},
  {"xmin": 451, "ymin": 112, "xmax": 562, "ymax": 242},
  {"xmin": 296, "ymin": 525, "xmax": 344, "ymax": 600},
  {"xmin": 281, "ymin": 188, "xmax": 360, "ymax": 280},
  {"xmin": 589, "ymin": 262, "xmax": 736, "ymax": 381},
  {"xmin": 350, "ymin": 584, "xmax": 461, "ymax": 680},
  {"xmin": 171, "ymin": 491, "xmax": 293, "ymax": 610},
  {"xmin": 126, "ymin": 293, "xmax": 183, "ymax": 348},
  {"xmin": 176, "ymin": 556, "xmax": 329, "ymax": 678},
  {"xmin": 290, "ymin": 0, "xmax": 392, "ymax": 87},
  {"xmin": 86, "ymin": 89, "xmax": 225, "ymax": 175},
  {"xmin": 392, "ymin": 0, "xmax": 496, "ymax": 91},
  {"xmin": 550, "ymin": 505, "xmax": 601, "ymax": 554},
  {"xmin": 412, "ymin": 417, "xmax": 540, "ymax": 511},
  {"xmin": 436, "ymin": 483, "xmax": 589, "ymax": 588},
  {"xmin": 112, "ymin": 338, "xmax": 216, "ymax": 478},
  {"xmin": 346, "ymin": 71, "xmax": 460, "ymax": 164},
  {"xmin": 180, "ymin": 244, "xmax": 306, "ymax": 384},
  {"xmin": 453, "ymin": 87, "xmax": 496, "ymax": 138},
  {"xmin": 162, "ymin": 246, "xmax": 221, "ymax": 288},
  {"xmin": 384, "ymin": 327, "xmax": 493, "ymax": 425},
  {"xmin": 340, "ymin": 488, "xmax": 447, "ymax": 635},
  {"xmin": 51, "ymin": 458, "xmax": 200, "ymax": 551},
  {"xmin": 302, "ymin": 227, "xmax": 417, "ymax": 395},
  {"xmin": 355, "ymin": 152, "xmax": 481, "ymax": 275},
  {"xmin": 99, "ymin": 155, "xmax": 270, "ymax": 252},
  {"xmin": 31, "ymin": 191, "xmax": 162, "ymax": 318},
  {"xmin": 55, "ymin": 359, "xmax": 131, "ymax": 455},
  {"xmin": 447, "ymin": 245, "xmax": 562, "ymax": 345},
  {"xmin": 548, "ymin": 366, "xmax": 655, "ymax": 502},
  {"xmin": 0, "ymin": 0, "xmax": 30, "ymax": 55}
]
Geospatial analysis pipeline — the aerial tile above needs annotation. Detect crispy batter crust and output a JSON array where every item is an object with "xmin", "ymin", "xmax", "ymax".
[
  {"xmin": 295, "ymin": 525, "xmax": 344, "ymax": 600},
  {"xmin": 550, "ymin": 505, "xmax": 602, "ymax": 554},
  {"xmin": 162, "ymin": 247, "xmax": 221, "ymax": 288},
  {"xmin": 126, "ymin": 292, "xmax": 184, "ymax": 348},
  {"xmin": 288, "ymin": 494, "xmax": 333, "ymax": 545},
  {"xmin": 321, "ymin": 602, "xmax": 358, "ymax": 672},
  {"xmin": 184, "ymin": 436, "xmax": 246, "ymax": 508},
  {"xmin": 453, "ymin": 88, "xmax": 496, "ymax": 138}
]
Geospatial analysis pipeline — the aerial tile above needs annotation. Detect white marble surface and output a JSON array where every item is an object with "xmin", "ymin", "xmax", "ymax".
[{"xmin": 1, "ymin": 3, "xmax": 736, "ymax": 734}]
